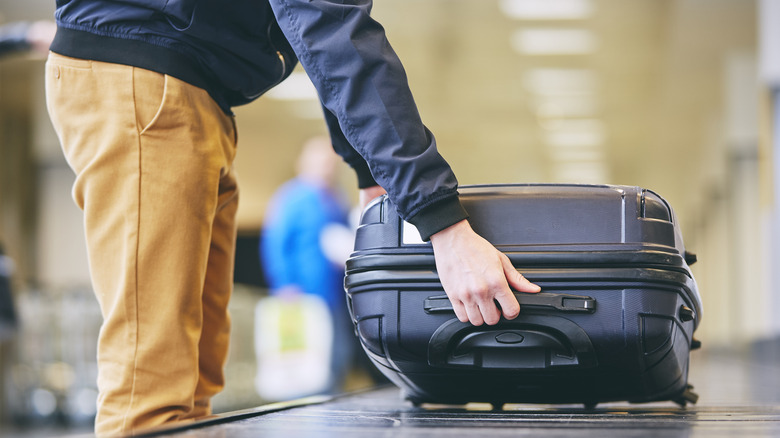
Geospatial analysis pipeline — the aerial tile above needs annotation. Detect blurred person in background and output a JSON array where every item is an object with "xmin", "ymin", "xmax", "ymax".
[
  {"xmin": 45, "ymin": 0, "xmax": 541, "ymax": 435},
  {"xmin": 256, "ymin": 136, "xmax": 357, "ymax": 398},
  {"xmin": 0, "ymin": 20, "xmax": 55, "ymax": 57}
]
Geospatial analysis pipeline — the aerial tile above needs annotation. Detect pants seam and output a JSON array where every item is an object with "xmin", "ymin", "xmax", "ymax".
[{"xmin": 121, "ymin": 67, "xmax": 143, "ymax": 431}]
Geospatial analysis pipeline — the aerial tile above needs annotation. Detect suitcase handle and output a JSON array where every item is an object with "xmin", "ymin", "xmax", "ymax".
[
  {"xmin": 424, "ymin": 292, "xmax": 596, "ymax": 314},
  {"xmin": 427, "ymin": 315, "xmax": 598, "ymax": 370}
]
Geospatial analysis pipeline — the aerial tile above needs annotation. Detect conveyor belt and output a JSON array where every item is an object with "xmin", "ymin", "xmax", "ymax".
[{"xmin": 140, "ymin": 347, "xmax": 780, "ymax": 437}]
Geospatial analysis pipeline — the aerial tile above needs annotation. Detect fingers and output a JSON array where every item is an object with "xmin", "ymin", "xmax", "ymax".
[
  {"xmin": 430, "ymin": 220, "xmax": 541, "ymax": 327},
  {"xmin": 451, "ymin": 300, "xmax": 469, "ymax": 324},
  {"xmin": 448, "ymin": 282, "xmax": 508, "ymax": 326},
  {"xmin": 479, "ymin": 300, "xmax": 502, "ymax": 326},
  {"xmin": 450, "ymin": 258, "xmax": 540, "ymax": 326},
  {"xmin": 447, "ymin": 287, "xmax": 503, "ymax": 326},
  {"xmin": 494, "ymin": 289, "xmax": 520, "ymax": 320},
  {"xmin": 502, "ymin": 253, "xmax": 541, "ymax": 294},
  {"xmin": 465, "ymin": 302, "xmax": 485, "ymax": 326},
  {"xmin": 448, "ymin": 294, "xmax": 489, "ymax": 325}
]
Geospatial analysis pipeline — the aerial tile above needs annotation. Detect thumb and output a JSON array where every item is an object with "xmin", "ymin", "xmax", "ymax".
[{"xmin": 501, "ymin": 254, "xmax": 541, "ymax": 293}]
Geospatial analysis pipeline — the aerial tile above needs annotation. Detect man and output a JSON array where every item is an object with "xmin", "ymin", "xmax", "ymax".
[
  {"xmin": 45, "ymin": 0, "xmax": 541, "ymax": 435},
  {"xmin": 259, "ymin": 136, "xmax": 357, "ymax": 395}
]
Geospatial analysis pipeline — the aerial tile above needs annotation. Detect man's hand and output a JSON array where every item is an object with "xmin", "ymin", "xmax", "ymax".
[
  {"xmin": 429, "ymin": 219, "xmax": 541, "ymax": 326},
  {"xmin": 359, "ymin": 185, "xmax": 387, "ymax": 208},
  {"xmin": 358, "ymin": 187, "xmax": 538, "ymax": 325}
]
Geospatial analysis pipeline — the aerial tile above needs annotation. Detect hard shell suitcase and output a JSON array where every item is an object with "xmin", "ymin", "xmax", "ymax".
[{"xmin": 344, "ymin": 184, "xmax": 702, "ymax": 407}]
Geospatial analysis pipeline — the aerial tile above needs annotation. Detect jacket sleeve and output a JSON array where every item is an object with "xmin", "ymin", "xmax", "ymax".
[
  {"xmin": 321, "ymin": 104, "xmax": 377, "ymax": 189},
  {"xmin": 269, "ymin": 0, "xmax": 468, "ymax": 240}
]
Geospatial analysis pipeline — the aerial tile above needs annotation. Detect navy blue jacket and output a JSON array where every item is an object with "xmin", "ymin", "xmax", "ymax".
[{"xmin": 50, "ymin": 0, "xmax": 468, "ymax": 240}]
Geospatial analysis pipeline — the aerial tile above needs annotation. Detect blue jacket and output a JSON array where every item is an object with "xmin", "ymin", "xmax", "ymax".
[
  {"xmin": 50, "ymin": 0, "xmax": 468, "ymax": 239},
  {"xmin": 261, "ymin": 179, "xmax": 348, "ymax": 308}
]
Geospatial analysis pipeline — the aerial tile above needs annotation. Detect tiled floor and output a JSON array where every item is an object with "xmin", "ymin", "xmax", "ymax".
[{"xmin": 140, "ymin": 344, "xmax": 780, "ymax": 438}]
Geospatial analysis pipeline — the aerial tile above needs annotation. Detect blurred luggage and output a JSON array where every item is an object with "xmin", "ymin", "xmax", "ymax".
[{"xmin": 254, "ymin": 294, "xmax": 333, "ymax": 401}]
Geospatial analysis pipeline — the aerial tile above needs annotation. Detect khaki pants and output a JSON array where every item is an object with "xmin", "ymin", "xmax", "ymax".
[{"xmin": 45, "ymin": 53, "xmax": 238, "ymax": 436}]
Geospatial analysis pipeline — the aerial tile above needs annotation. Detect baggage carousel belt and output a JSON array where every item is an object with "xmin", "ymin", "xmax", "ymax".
[{"xmin": 137, "ymin": 347, "xmax": 780, "ymax": 437}]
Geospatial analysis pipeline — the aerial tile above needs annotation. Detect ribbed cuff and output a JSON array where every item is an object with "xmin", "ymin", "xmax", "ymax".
[{"xmin": 407, "ymin": 195, "xmax": 469, "ymax": 241}]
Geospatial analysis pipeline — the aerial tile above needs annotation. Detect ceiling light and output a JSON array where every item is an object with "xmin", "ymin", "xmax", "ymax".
[
  {"xmin": 546, "ymin": 130, "xmax": 604, "ymax": 148},
  {"xmin": 533, "ymin": 96, "xmax": 600, "ymax": 119},
  {"xmin": 523, "ymin": 68, "xmax": 598, "ymax": 95},
  {"xmin": 540, "ymin": 116, "xmax": 605, "ymax": 135},
  {"xmin": 512, "ymin": 28, "xmax": 596, "ymax": 55},
  {"xmin": 499, "ymin": 0, "xmax": 593, "ymax": 20}
]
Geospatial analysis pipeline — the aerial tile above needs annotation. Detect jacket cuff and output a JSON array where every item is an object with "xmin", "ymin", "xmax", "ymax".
[
  {"xmin": 348, "ymin": 158, "xmax": 378, "ymax": 189},
  {"xmin": 407, "ymin": 195, "xmax": 469, "ymax": 241}
]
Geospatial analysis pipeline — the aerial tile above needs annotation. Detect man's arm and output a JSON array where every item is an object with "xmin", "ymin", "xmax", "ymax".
[
  {"xmin": 269, "ymin": 0, "xmax": 462, "ymax": 229},
  {"xmin": 270, "ymin": 0, "xmax": 542, "ymax": 325},
  {"xmin": 359, "ymin": 187, "xmax": 540, "ymax": 326}
]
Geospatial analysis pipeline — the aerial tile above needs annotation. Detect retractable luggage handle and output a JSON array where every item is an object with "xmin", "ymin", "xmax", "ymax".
[{"xmin": 424, "ymin": 292, "xmax": 597, "ymax": 314}]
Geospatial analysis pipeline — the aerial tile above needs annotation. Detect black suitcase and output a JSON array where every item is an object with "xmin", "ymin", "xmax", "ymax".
[{"xmin": 344, "ymin": 184, "xmax": 702, "ymax": 407}]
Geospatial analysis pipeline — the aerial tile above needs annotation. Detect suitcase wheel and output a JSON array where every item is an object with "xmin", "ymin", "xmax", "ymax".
[
  {"xmin": 402, "ymin": 391, "xmax": 425, "ymax": 408},
  {"xmin": 673, "ymin": 384, "xmax": 699, "ymax": 407},
  {"xmin": 409, "ymin": 399, "xmax": 424, "ymax": 408}
]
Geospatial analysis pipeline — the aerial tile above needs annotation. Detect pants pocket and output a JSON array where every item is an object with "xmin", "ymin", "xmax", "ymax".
[{"xmin": 132, "ymin": 67, "xmax": 167, "ymax": 135}]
